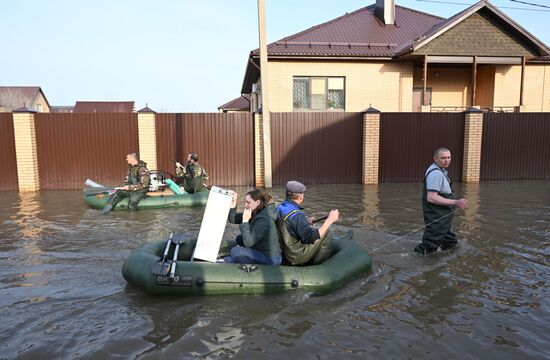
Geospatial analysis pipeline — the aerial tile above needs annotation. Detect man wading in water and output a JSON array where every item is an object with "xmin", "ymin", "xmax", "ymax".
[{"xmin": 414, "ymin": 147, "xmax": 468, "ymax": 254}]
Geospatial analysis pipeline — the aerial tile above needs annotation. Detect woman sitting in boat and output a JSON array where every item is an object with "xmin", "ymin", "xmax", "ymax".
[{"xmin": 222, "ymin": 188, "xmax": 282, "ymax": 265}]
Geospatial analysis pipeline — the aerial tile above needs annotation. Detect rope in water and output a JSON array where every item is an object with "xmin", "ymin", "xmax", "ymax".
[{"xmin": 367, "ymin": 208, "xmax": 461, "ymax": 254}]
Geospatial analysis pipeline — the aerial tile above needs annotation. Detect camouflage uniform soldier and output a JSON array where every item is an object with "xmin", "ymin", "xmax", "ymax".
[
  {"xmin": 102, "ymin": 152, "xmax": 150, "ymax": 213},
  {"xmin": 175, "ymin": 153, "xmax": 209, "ymax": 193}
]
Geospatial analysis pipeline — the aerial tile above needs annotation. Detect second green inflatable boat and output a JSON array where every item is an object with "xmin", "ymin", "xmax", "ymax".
[
  {"xmin": 122, "ymin": 234, "xmax": 372, "ymax": 296},
  {"xmin": 84, "ymin": 190, "xmax": 209, "ymax": 210}
]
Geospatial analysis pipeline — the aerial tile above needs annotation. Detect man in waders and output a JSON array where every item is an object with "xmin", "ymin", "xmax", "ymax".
[
  {"xmin": 277, "ymin": 181, "xmax": 339, "ymax": 265},
  {"xmin": 414, "ymin": 147, "xmax": 468, "ymax": 254},
  {"xmin": 175, "ymin": 153, "xmax": 209, "ymax": 193},
  {"xmin": 102, "ymin": 152, "xmax": 150, "ymax": 214}
]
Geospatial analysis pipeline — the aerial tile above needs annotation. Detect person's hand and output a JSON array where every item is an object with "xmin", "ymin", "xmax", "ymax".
[
  {"xmin": 175, "ymin": 161, "xmax": 183, "ymax": 168},
  {"xmin": 242, "ymin": 208, "xmax": 252, "ymax": 222},
  {"xmin": 122, "ymin": 185, "xmax": 130, "ymax": 191},
  {"xmin": 327, "ymin": 209, "xmax": 339, "ymax": 225},
  {"xmin": 455, "ymin": 198, "xmax": 468, "ymax": 209},
  {"xmin": 229, "ymin": 190, "xmax": 238, "ymax": 208}
]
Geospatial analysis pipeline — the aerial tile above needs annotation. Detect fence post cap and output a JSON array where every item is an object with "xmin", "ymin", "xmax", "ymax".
[
  {"xmin": 363, "ymin": 106, "xmax": 380, "ymax": 113},
  {"xmin": 464, "ymin": 107, "xmax": 482, "ymax": 113},
  {"xmin": 137, "ymin": 106, "xmax": 156, "ymax": 113}
]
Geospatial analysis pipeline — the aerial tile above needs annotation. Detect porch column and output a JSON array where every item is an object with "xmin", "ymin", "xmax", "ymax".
[
  {"xmin": 520, "ymin": 56, "xmax": 525, "ymax": 107},
  {"xmin": 471, "ymin": 56, "xmax": 477, "ymax": 106},
  {"xmin": 422, "ymin": 55, "xmax": 428, "ymax": 106},
  {"xmin": 137, "ymin": 106, "xmax": 157, "ymax": 171},
  {"xmin": 12, "ymin": 107, "xmax": 40, "ymax": 191},
  {"xmin": 362, "ymin": 107, "xmax": 381, "ymax": 184},
  {"xmin": 253, "ymin": 112, "xmax": 265, "ymax": 187},
  {"xmin": 462, "ymin": 107, "xmax": 483, "ymax": 183}
]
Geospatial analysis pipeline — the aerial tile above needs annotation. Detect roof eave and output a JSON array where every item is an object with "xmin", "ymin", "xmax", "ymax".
[{"xmin": 250, "ymin": 54, "xmax": 395, "ymax": 61}]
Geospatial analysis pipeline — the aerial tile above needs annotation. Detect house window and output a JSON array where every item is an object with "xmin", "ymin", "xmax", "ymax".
[
  {"xmin": 293, "ymin": 76, "xmax": 345, "ymax": 111},
  {"xmin": 36, "ymin": 104, "xmax": 43, "ymax": 112}
]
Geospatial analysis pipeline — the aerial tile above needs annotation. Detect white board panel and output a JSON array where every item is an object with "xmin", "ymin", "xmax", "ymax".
[{"xmin": 192, "ymin": 186, "xmax": 233, "ymax": 262}]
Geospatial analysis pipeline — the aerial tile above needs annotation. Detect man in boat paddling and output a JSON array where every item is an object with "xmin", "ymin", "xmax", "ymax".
[
  {"xmin": 175, "ymin": 153, "xmax": 209, "ymax": 194},
  {"xmin": 414, "ymin": 147, "xmax": 468, "ymax": 254},
  {"xmin": 102, "ymin": 152, "xmax": 150, "ymax": 214},
  {"xmin": 277, "ymin": 181, "xmax": 339, "ymax": 265}
]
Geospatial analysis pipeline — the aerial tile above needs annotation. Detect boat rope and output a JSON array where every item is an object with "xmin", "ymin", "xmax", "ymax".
[{"xmin": 368, "ymin": 208, "xmax": 461, "ymax": 254}]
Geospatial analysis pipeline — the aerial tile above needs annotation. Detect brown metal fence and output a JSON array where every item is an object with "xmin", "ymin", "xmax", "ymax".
[
  {"xmin": 34, "ymin": 113, "xmax": 139, "ymax": 189},
  {"xmin": 156, "ymin": 113, "xmax": 254, "ymax": 186},
  {"xmin": 271, "ymin": 112, "xmax": 363, "ymax": 185},
  {"xmin": 0, "ymin": 113, "xmax": 18, "ymax": 190},
  {"xmin": 481, "ymin": 113, "xmax": 550, "ymax": 180},
  {"xmin": 379, "ymin": 113, "xmax": 465, "ymax": 182}
]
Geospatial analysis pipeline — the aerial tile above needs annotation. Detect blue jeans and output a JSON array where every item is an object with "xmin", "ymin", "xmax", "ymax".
[{"xmin": 223, "ymin": 246, "xmax": 282, "ymax": 265}]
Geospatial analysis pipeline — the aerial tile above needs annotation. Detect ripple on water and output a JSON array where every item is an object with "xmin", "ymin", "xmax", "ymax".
[{"xmin": 0, "ymin": 183, "xmax": 549, "ymax": 359}]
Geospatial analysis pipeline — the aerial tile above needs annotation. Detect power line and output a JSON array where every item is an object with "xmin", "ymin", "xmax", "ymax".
[
  {"xmin": 510, "ymin": 0, "xmax": 550, "ymax": 9},
  {"xmin": 415, "ymin": 0, "xmax": 550, "ymax": 12}
]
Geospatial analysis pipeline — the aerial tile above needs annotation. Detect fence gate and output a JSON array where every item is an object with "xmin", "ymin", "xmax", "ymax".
[
  {"xmin": 156, "ymin": 113, "xmax": 254, "ymax": 186},
  {"xmin": 379, "ymin": 112, "xmax": 464, "ymax": 182}
]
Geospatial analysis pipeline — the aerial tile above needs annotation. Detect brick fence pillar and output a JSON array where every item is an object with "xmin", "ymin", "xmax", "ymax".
[
  {"xmin": 137, "ymin": 106, "xmax": 157, "ymax": 170},
  {"xmin": 362, "ymin": 107, "xmax": 381, "ymax": 184},
  {"xmin": 253, "ymin": 112, "xmax": 265, "ymax": 187},
  {"xmin": 12, "ymin": 107, "xmax": 40, "ymax": 191},
  {"xmin": 462, "ymin": 107, "xmax": 484, "ymax": 183}
]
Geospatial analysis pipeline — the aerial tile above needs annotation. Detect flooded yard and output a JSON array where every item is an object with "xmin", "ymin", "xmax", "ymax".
[{"xmin": 0, "ymin": 181, "xmax": 548, "ymax": 359}]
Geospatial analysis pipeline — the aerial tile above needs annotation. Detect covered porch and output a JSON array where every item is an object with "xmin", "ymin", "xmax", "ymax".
[{"xmin": 411, "ymin": 55, "xmax": 526, "ymax": 112}]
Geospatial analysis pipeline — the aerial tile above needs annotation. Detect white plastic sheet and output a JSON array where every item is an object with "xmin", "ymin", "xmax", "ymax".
[{"xmin": 192, "ymin": 186, "xmax": 232, "ymax": 262}]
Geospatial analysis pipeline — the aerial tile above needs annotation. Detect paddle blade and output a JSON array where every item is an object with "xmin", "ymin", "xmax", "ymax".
[
  {"xmin": 85, "ymin": 179, "xmax": 105, "ymax": 188},
  {"xmin": 151, "ymin": 260, "xmax": 171, "ymax": 276}
]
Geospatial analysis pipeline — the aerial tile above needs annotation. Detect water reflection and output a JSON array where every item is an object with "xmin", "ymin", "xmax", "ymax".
[
  {"xmin": 14, "ymin": 191, "xmax": 43, "ymax": 240},
  {"xmin": 360, "ymin": 184, "xmax": 384, "ymax": 231},
  {"xmin": 0, "ymin": 181, "xmax": 549, "ymax": 359}
]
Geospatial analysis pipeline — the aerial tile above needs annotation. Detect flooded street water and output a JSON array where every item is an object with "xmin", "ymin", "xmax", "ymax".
[{"xmin": 0, "ymin": 181, "xmax": 549, "ymax": 359}]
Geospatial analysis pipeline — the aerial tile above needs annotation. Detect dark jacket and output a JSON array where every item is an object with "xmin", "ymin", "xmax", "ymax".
[
  {"xmin": 277, "ymin": 199, "xmax": 320, "ymax": 244},
  {"xmin": 228, "ymin": 203, "xmax": 282, "ymax": 257}
]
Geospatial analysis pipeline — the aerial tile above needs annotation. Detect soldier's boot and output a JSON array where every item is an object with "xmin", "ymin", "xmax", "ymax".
[{"xmin": 101, "ymin": 192, "xmax": 121, "ymax": 214}]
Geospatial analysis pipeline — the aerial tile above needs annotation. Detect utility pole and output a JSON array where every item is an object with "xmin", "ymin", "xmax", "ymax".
[{"xmin": 258, "ymin": 0, "xmax": 272, "ymax": 188}]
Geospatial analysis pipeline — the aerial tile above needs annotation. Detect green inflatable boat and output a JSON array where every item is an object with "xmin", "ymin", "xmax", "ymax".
[
  {"xmin": 84, "ymin": 190, "xmax": 209, "ymax": 210},
  {"xmin": 122, "ymin": 234, "xmax": 372, "ymax": 295}
]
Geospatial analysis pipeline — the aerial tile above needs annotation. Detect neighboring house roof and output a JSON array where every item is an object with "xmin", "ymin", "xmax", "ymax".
[
  {"xmin": 50, "ymin": 106, "xmax": 75, "ymax": 113},
  {"xmin": 73, "ymin": 101, "xmax": 134, "ymax": 113},
  {"xmin": 218, "ymin": 94, "xmax": 251, "ymax": 112},
  {"xmin": 0, "ymin": 86, "xmax": 51, "ymax": 112}
]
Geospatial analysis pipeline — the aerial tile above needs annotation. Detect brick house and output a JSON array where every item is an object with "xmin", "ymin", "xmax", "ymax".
[{"xmin": 241, "ymin": 0, "xmax": 550, "ymax": 113}]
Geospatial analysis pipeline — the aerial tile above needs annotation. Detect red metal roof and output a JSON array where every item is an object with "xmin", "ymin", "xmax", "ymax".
[
  {"xmin": 0, "ymin": 86, "xmax": 50, "ymax": 111},
  {"xmin": 218, "ymin": 94, "xmax": 251, "ymax": 111},
  {"xmin": 251, "ymin": 5, "xmax": 443, "ymax": 58},
  {"xmin": 74, "ymin": 101, "xmax": 134, "ymax": 113}
]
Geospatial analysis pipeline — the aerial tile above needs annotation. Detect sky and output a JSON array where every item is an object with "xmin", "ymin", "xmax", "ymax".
[{"xmin": 1, "ymin": 0, "xmax": 548, "ymax": 112}]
